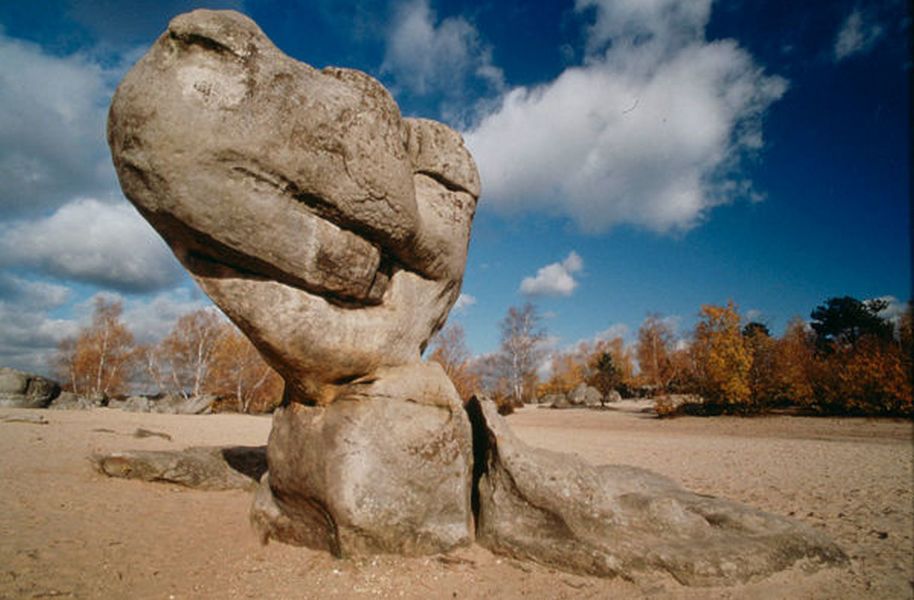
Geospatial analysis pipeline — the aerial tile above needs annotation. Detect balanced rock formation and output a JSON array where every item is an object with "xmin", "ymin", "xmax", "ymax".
[
  {"xmin": 108, "ymin": 9, "xmax": 476, "ymax": 556},
  {"xmin": 107, "ymin": 8, "xmax": 846, "ymax": 584}
]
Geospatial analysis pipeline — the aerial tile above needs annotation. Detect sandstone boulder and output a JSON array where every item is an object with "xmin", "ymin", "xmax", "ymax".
[
  {"xmin": 122, "ymin": 396, "xmax": 153, "ymax": 412},
  {"xmin": 253, "ymin": 363, "xmax": 474, "ymax": 556},
  {"xmin": 467, "ymin": 396, "xmax": 847, "ymax": 585},
  {"xmin": 568, "ymin": 383, "xmax": 602, "ymax": 407},
  {"xmin": 0, "ymin": 368, "xmax": 60, "ymax": 408},
  {"xmin": 48, "ymin": 392, "xmax": 93, "ymax": 410},
  {"xmin": 95, "ymin": 445, "xmax": 266, "ymax": 491},
  {"xmin": 108, "ymin": 9, "xmax": 479, "ymax": 405}
]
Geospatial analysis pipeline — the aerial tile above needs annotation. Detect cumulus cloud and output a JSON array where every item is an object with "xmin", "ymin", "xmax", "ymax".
[
  {"xmin": 873, "ymin": 295, "xmax": 908, "ymax": 332},
  {"xmin": 520, "ymin": 251, "xmax": 584, "ymax": 297},
  {"xmin": 0, "ymin": 198, "xmax": 183, "ymax": 293},
  {"xmin": 454, "ymin": 293, "xmax": 477, "ymax": 311},
  {"xmin": 0, "ymin": 286, "xmax": 80, "ymax": 374},
  {"xmin": 834, "ymin": 8, "xmax": 884, "ymax": 61},
  {"xmin": 594, "ymin": 322, "xmax": 630, "ymax": 342},
  {"xmin": 382, "ymin": 0, "xmax": 503, "ymax": 120},
  {"xmin": 77, "ymin": 288, "xmax": 215, "ymax": 344},
  {"xmin": 464, "ymin": 0, "xmax": 787, "ymax": 233},
  {"xmin": 0, "ymin": 31, "xmax": 118, "ymax": 218}
]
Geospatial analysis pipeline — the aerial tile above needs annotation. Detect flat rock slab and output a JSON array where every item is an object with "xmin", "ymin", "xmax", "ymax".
[
  {"xmin": 466, "ymin": 396, "xmax": 848, "ymax": 586},
  {"xmin": 95, "ymin": 446, "xmax": 267, "ymax": 491}
]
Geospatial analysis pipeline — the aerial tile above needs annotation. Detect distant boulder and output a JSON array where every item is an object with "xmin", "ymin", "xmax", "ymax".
[
  {"xmin": 153, "ymin": 394, "xmax": 215, "ymax": 415},
  {"xmin": 48, "ymin": 392, "xmax": 94, "ymax": 411},
  {"xmin": 0, "ymin": 368, "xmax": 61, "ymax": 409},
  {"xmin": 122, "ymin": 396, "xmax": 153, "ymax": 412},
  {"xmin": 605, "ymin": 390, "xmax": 622, "ymax": 404},
  {"xmin": 568, "ymin": 383, "xmax": 602, "ymax": 407}
]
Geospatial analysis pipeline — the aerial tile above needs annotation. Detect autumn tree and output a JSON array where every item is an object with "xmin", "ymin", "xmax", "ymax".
[
  {"xmin": 690, "ymin": 302, "xmax": 753, "ymax": 411},
  {"xmin": 771, "ymin": 318, "xmax": 817, "ymax": 407},
  {"xmin": 208, "ymin": 325, "xmax": 284, "ymax": 413},
  {"xmin": 588, "ymin": 351, "xmax": 620, "ymax": 406},
  {"xmin": 498, "ymin": 303, "xmax": 547, "ymax": 404},
  {"xmin": 427, "ymin": 323, "xmax": 480, "ymax": 401},
  {"xmin": 54, "ymin": 297, "xmax": 138, "ymax": 398},
  {"xmin": 155, "ymin": 308, "xmax": 225, "ymax": 399},
  {"xmin": 742, "ymin": 321, "xmax": 777, "ymax": 408},
  {"xmin": 636, "ymin": 314, "xmax": 676, "ymax": 393},
  {"xmin": 540, "ymin": 344, "xmax": 588, "ymax": 396}
]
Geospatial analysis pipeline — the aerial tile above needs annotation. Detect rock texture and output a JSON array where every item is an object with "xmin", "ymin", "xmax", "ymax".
[
  {"xmin": 0, "ymin": 368, "xmax": 61, "ymax": 409},
  {"xmin": 108, "ymin": 9, "xmax": 477, "ymax": 556},
  {"xmin": 252, "ymin": 363, "xmax": 473, "ymax": 556},
  {"xmin": 108, "ymin": 9, "xmax": 478, "ymax": 404},
  {"xmin": 466, "ymin": 396, "xmax": 847, "ymax": 585},
  {"xmin": 95, "ymin": 446, "xmax": 266, "ymax": 491}
]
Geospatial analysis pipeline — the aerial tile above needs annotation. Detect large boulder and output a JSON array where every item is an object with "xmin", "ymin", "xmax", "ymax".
[
  {"xmin": 108, "ymin": 9, "xmax": 478, "ymax": 404},
  {"xmin": 466, "ymin": 396, "xmax": 847, "ymax": 585},
  {"xmin": 0, "ymin": 368, "xmax": 60, "ymax": 408},
  {"xmin": 108, "ymin": 8, "xmax": 479, "ymax": 558},
  {"xmin": 252, "ymin": 363, "xmax": 474, "ymax": 556}
]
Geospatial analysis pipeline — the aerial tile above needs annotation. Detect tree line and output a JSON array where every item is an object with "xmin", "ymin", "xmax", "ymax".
[
  {"xmin": 427, "ymin": 297, "xmax": 913, "ymax": 418},
  {"xmin": 54, "ymin": 297, "xmax": 283, "ymax": 413}
]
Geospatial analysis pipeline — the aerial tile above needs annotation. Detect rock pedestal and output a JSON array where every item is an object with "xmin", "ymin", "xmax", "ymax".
[{"xmin": 252, "ymin": 364, "xmax": 473, "ymax": 555}]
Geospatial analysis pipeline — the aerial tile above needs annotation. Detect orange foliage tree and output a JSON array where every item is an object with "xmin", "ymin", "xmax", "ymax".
[
  {"xmin": 55, "ymin": 297, "xmax": 138, "ymax": 398},
  {"xmin": 208, "ymin": 325, "xmax": 284, "ymax": 413},
  {"xmin": 427, "ymin": 323, "xmax": 479, "ymax": 401},
  {"xmin": 636, "ymin": 314, "xmax": 676, "ymax": 393},
  {"xmin": 540, "ymin": 344, "xmax": 587, "ymax": 396},
  {"xmin": 690, "ymin": 302, "xmax": 753, "ymax": 410}
]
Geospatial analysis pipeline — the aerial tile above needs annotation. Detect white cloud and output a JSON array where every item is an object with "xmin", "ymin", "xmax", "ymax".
[
  {"xmin": 0, "ymin": 31, "xmax": 118, "ymax": 218},
  {"xmin": 834, "ymin": 9, "xmax": 884, "ymax": 61},
  {"xmin": 0, "ymin": 198, "xmax": 183, "ymax": 292},
  {"xmin": 382, "ymin": 0, "xmax": 503, "ymax": 121},
  {"xmin": 595, "ymin": 322, "xmax": 630, "ymax": 342},
  {"xmin": 520, "ymin": 251, "xmax": 584, "ymax": 297},
  {"xmin": 745, "ymin": 308, "xmax": 763, "ymax": 322},
  {"xmin": 73, "ymin": 287, "xmax": 216, "ymax": 346},
  {"xmin": 454, "ymin": 293, "xmax": 477, "ymax": 311},
  {"xmin": 464, "ymin": 0, "xmax": 787, "ymax": 233},
  {"xmin": 0, "ymin": 292, "xmax": 80, "ymax": 375},
  {"xmin": 873, "ymin": 295, "xmax": 908, "ymax": 331}
]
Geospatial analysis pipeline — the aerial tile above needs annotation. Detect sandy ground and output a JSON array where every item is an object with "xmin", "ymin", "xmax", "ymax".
[{"xmin": 0, "ymin": 401, "xmax": 911, "ymax": 600}]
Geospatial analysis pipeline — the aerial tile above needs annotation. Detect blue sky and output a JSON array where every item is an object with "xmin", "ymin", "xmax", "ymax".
[{"xmin": 0, "ymin": 0, "xmax": 909, "ymax": 374}]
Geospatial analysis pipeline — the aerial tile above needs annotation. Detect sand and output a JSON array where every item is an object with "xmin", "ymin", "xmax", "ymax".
[{"xmin": 0, "ymin": 401, "xmax": 911, "ymax": 599}]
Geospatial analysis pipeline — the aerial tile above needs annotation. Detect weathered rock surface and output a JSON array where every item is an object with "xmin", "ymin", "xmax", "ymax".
[
  {"xmin": 152, "ymin": 394, "xmax": 215, "ymax": 415},
  {"xmin": 95, "ymin": 446, "xmax": 266, "ymax": 491},
  {"xmin": 48, "ymin": 392, "xmax": 93, "ymax": 410},
  {"xmin": 467, "ymin": 396, "xmax": 847, "ymax": 585},
  {"xmin": 568, "ymin": 383, "xmax": 602, "ymax": 407},
  {"xmin": 253, "ymin": 363, "xmax": 474, "ymax": 556},
  {"xmin": 121, "ymin": 396, "xmax": 153, "ymax": 412},
  {"xmin": 108, "ymin": 9, "xmax": 479, "ymax": 404},
  {"xmin": 0, "ymin": 368, "xmax": 60, "ymax": 408}
]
